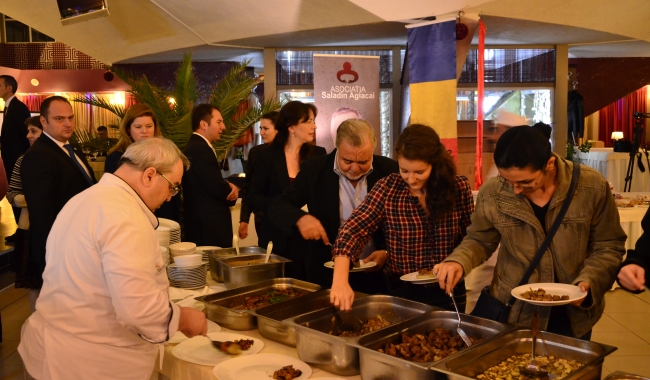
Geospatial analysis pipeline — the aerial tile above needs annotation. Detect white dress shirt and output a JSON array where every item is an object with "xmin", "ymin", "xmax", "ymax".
[
  {"xmin": 42, "ymin": 131, "xmax": 92, "ymax": 178},
  {"xmin": 18, "ymin": 173, "xmax": 180, "ymax": 380}
]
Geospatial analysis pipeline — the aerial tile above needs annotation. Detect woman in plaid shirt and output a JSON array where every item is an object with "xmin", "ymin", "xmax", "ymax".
[{"xmin": 330, "ymin": 124, "xmax": 474, "ymax": 311}]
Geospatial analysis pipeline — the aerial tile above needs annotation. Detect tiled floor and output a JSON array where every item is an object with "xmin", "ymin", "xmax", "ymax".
[{"xmin": 0, "ymin": 191, "xmax": 649, "ymax": 378}]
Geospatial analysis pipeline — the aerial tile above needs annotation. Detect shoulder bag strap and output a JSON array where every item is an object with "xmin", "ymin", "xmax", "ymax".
[{"xmin": 505, "ymin": 162, "xmax": 581, "ymax": 306}]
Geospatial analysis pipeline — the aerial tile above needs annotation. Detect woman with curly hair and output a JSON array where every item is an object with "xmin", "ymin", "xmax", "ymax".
[{"xmin": 330, "ymin": 124, "xmax": 474, "ymax": 311}]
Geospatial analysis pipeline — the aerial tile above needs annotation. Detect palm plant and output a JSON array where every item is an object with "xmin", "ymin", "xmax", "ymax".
[{"xmin": 71, "ymin": 52, "xmax": 281, "ymax": 157}]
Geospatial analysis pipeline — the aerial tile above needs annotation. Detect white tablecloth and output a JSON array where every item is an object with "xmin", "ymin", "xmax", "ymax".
[{"xmin": 577, "ymin": 148, "xmax": 650, "ymax": 192}]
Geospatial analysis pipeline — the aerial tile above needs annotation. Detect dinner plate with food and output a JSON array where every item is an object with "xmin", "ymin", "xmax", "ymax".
[
  {"xmin": 400, "ymin": 269, "xmax": 438, "ymax": 284},
  {"xmin": 172, "ymin": 331, "xmax": 263, "ymax": 366},
  {"xmin": 212, "ymin": 353, "xmax": 312, "ymax": 380},
  {"xmin": 511, "ymin": 283, "xmax": 587, "ymax": 306},
  {"xmin": 324, "ymin": 260, "xmax": 377, "ymax": 272}
]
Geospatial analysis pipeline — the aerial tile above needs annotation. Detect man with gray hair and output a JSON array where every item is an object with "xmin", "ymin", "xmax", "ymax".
[
  {"xmin": 19, "ymin": 138, "xmax": 207, "ymax": 380},
  {"xmin": 268, "ymin": 119, "xmax": 398, "ymax": 291}
]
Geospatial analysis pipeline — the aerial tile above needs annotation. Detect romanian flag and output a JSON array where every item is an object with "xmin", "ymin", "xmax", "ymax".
[{"xmin": 406, "ymin": 19, "xmax": 458, "ymax": 159}]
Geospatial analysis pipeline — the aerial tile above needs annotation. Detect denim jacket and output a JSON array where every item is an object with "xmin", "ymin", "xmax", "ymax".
[{"xmin": 445, "ymin": 154, "xmax": 626, "ymax": 337}]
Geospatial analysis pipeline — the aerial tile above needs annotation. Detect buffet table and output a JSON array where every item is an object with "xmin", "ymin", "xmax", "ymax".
[
  {"xmin": 156, "ymin": 275, "xmax": 361, "ymax": 380},
  {"xmin": 576, "ymin": 148, "xmax": 650, "ymax": 192}
]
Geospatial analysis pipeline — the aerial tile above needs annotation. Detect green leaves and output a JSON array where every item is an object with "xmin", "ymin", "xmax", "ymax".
[{"xmin": 71, "ymin": 52, "xmax": 282, "ymax": 158}]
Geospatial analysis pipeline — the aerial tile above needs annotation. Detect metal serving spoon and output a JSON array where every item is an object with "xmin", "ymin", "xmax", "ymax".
[
  {"xmin": 520, "ymin": 312, "xmax": 549, "ymax": 378},
  {"xmin": 449, "ymin": 293, "xmax": 472, "ymax": 347}
]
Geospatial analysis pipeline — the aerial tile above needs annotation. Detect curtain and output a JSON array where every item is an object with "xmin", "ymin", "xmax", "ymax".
[
  {"xmin": 598, "ymin": 86, "xmax": 647, "ymax": 147},
  {"xmin": 15, "ymin": 94, "xmax": 50, "ymax": 113}
]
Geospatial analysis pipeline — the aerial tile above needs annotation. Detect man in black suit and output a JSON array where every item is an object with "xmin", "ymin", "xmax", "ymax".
[
  {"xmin": 267, "ymin": 119, "xmax": 398, "ymax": 291},
  {"xmin": 21, "ymin": 96, "xmax": 96, "ymax": 300},
  {"xmin": 183, "ymin": 104, "xmax": 239, "ymax": 248},
  {"xmin": 0, "ymin": 75, "xmax": 31, "ymax": 237}
]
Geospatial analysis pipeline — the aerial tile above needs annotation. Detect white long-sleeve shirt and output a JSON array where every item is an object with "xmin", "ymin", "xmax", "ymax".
[{"xmin": 18, "ymin": 173, "xmax": 180, "ymax": 380}]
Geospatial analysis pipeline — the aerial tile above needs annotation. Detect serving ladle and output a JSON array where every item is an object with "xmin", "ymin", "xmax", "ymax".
[
  {"xmin": 520, "ymin": 311, "xmax": 549, "ymax": 378},
  {"xmin": 449, "ymin": 293, "xmax": 472, "ymax": 347}
]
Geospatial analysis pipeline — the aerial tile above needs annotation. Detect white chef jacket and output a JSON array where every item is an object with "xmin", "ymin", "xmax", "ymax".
[{"xmin": 18, "ymin": 173, "xmax": 180, "ymax": 380}]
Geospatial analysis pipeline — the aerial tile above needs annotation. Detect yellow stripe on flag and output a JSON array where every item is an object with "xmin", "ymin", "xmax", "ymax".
[{"xmin": 409, "ymin": 79, "xmax": 457, "ymax": 139}]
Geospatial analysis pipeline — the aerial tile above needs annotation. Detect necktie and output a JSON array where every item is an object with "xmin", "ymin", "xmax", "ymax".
[{"xmin": 63, "ymin": 144, "xmax": 93, "ymax": 185}]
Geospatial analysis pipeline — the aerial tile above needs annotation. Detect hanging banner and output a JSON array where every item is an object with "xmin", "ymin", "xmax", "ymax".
[
  {"xmin": 406, "ymin": 18, "xmax": 458, "ymax": 160},
  {"xmin": 313, "ymin": 54, "xmax": 381, "ymax": 154}
]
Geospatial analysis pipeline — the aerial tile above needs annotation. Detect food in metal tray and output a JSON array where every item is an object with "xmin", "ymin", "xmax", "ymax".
[
  {"xmin": 333, "ymin": 315, "xmax": 392, "ymax": 337},
  {"xmin": 273, "ymin": 365, "xmax": 302, "ymax": 380},
  {"xmin": 520, "ymin": 288, "xmax": 569, "ymax": 302},
  {"xmin": 227, "ymin": 258, "xmax": 280, "ymax": 266},
  {"xmin": 416, "ymin": 268, "xmax": 435, "ymax": 279},
  {"xmin": 231, "ymin": 288, "xmax": 306, "ymax": 310},
  {"xmin": 378, "ymin": 328, "xmax": 480, "ymax": 362},
  {"xmin": 476, "ymin": 353, "xmax": 583, "ymax": 380}
]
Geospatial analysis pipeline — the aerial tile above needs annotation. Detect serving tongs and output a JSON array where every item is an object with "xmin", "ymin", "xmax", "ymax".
[
  {"xmin": 331, "ymin": 312, "xmax": 364, "ymax": 335},
  {"xmin": 520, "ymin": 312, "xmax": 550, "ymax": 378},
  {"xmin": 449, "ymin": 292, "xmax": 473, "ymax": 347},
  {"xmin": 207, "ymin": 337, "xmax": 242, "ymax": 355}
]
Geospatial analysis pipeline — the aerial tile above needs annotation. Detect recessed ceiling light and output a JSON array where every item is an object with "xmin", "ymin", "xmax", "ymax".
[{"xmin": 31, "ymin": 79, "xmax": 39, "ymax": 86}]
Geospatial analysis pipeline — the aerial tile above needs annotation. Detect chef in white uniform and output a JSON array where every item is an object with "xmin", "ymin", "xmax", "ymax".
[{"xmin": 18, "ymin": 138, "xmax": 207, "ymax": 380}]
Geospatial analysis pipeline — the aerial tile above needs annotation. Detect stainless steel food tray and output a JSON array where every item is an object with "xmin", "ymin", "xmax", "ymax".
[
  {"xmin": 430, "ymin": 329, "xmax": 617, "ymax": 380},
  {"xmin": 208, "ymin": 247, "xmax": 268, "ymax": 282},
  {"xmin": 604, "ymin": 372, "xmax": 650, "ymax": 380},
  {"xmin": 193, "ymin": 278, "xmax": 320, "ymax": 330},
  {"xmin": 350, "ymin": 310, "xmax": 515, "ymax": 380},
  {"xmin": 218, "ymin": 253, "xmax": 291, "ymax": 289},
  {"xmin": 285, "ymin": 295, "xmax": 433, "ymax": 376},
  {"xmin": 249, "ymin": 290, "xmax": 368, "ymax": 347}
]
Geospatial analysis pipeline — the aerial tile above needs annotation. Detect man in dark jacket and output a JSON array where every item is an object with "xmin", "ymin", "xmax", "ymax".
[
  {"xmin": 0, "ymin": 75, "xmax": 31, "ymax": 236},
  {"xmin": 182, "ymin": 104, "xmax": 238, "ymax": 248},
  {"xmin": 618, "ymin": 207, "xmax": 650, "ymax": 292},
  {"xmin": 267, "ymin": 119, "xmax": 398, "ymax": 291}
]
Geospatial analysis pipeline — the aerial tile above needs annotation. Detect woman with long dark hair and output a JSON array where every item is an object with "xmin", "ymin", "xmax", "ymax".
[
  {"xmin": 249, "ymin": 101, "xmax": 326, "ymax": 255},
  {"xmin": 436, "ymin": 123, "xmax": 626, "ymax": 340},
  {"xmin": 330, "ymin": 124, "xmax": 474, "ymax": 311}
]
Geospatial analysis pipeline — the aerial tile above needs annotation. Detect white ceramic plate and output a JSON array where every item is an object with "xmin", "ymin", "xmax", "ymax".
[
  {"xmin": 323, "ymin": 260, "xmax": 377, "ymax": 272},
  {"xmin": 212, "ymin": 353, "xmax": 312, "ymax": 380},
  {"xmin": 168, "ymin": 320, "xmax": 221, "ymax": 345},
  {"xmin": 171, "ymin": 331, "xmax": 263, "ymax": 366},
  {"xmin": 511, "ymin": 283, "xmax": 587, "ymax": 306},
  {"xmin": 400, "ymin": 271, "xmax": 438, "ymax": 284}
]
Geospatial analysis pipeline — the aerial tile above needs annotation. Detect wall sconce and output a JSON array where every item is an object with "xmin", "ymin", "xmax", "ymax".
[{"xmin": 611, "ymin": 131, "xmax": 624, "ymax": 141}]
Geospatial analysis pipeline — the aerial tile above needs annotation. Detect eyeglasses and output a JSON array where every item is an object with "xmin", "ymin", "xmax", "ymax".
[
  {"xmin": 158, "ymin": 172, "xmax": 180, "ymax": 196},
  {"xmin": 497, "ymin": 171, "xmax": 544, "ymax": 190}
]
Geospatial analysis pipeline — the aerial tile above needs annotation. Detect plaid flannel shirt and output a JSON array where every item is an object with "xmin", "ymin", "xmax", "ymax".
[{"xmin": 332, "ymin": 173, "xmax": 474, "ymax": 276}]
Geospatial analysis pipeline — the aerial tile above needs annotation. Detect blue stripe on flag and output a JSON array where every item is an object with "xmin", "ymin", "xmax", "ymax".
[{"xmin": 407, "ymin": 20, "xmax": 456, "ymax": 84}]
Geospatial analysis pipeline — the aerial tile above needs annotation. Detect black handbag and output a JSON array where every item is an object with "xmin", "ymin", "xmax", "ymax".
[{"xmin": 470, "ymin": 163, "xmax": 580, "ymax": 323}]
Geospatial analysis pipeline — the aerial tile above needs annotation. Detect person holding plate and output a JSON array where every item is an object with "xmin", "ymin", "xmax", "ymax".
[
  {"xmin": 329, "ymin": 124, "xmax": 474, "ymax": 311},
  {"xmin": 435, "ymin": 123, "xmax": 626, "ymax": 340}
]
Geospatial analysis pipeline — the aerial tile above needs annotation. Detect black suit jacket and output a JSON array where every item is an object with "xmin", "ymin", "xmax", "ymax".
[
  {"xmin": 249, "ymin": 143, "xmax": 326, "ymax": 252},
  {"xmin": 182, "ymin": 134, "xmax": 237, "ymax": 248},
  {"xmin": 267, "ymin": 150, "xmax": 399, "ymax": 287},
  {"xmin": 239, "ymin": 144, "xmax": 267, "ymax": 224},
  {"xmin": 1, "ymin": 97, "xmax": 31, "ymax": 173},
  {"xmin": 21, "ymin": 134, "xmax": 96, "ymax": 279}
]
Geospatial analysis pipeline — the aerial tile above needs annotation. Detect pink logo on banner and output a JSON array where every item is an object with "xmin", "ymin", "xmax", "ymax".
[{"xmin": 337, "ymin": 62, "xmax": 358, "ymax": 83}]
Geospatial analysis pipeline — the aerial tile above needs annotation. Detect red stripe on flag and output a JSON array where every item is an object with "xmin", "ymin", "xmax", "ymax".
[{"xmin": 475, "ymin": 19, "xmax": 486, "ymax": 190}]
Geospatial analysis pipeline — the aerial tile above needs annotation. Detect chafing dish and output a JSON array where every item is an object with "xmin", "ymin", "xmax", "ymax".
[
  {"xmin": 250, "ymin": 290, "xmax": 368, "ymax": 347},
  {"xmin": 350, "ymin": 310, "xmax": 515, "ymax": 380},
  {"xmin": 430, "ymin": 329, "xmax": 617, "ymax": 380},
  {"xmin": 194, "ymin": 278, "xmax": 320, "ymax": 330},
  {"xmin": 218, "ymin": 253, "xmax": 291, "ymax": 289},
  {"xmin": 208, "ymin": 246, "xmax": 267, "ymax": 282},
  {"xmin": 285, "ymin": 295, "xmax": 433, "ymax": 376},
  {"xmin": 604, "ymin": 372, "xmax": 650, "ymax": 380}
]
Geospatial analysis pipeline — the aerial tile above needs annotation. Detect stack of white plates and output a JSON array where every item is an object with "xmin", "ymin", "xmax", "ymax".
[
  {"xmin": 159, "ymin": 218, "xmax": 181, "ymax": 245},
  {"xmin": 155, "ymin": 227, "xmax": 171, "ymax": 249},
  {"xmin": 167, "ymin": 263, "xmax": 207, "ymax": 289},
  {"xmin": 160, "ymin": 246, "xmax": 170, "ymax": 266}
]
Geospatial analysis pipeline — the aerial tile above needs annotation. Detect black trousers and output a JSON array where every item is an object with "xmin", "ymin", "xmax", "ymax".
[{"xmin": 547, "ymin": 305, "xmax": 592, "ymax": 341}]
